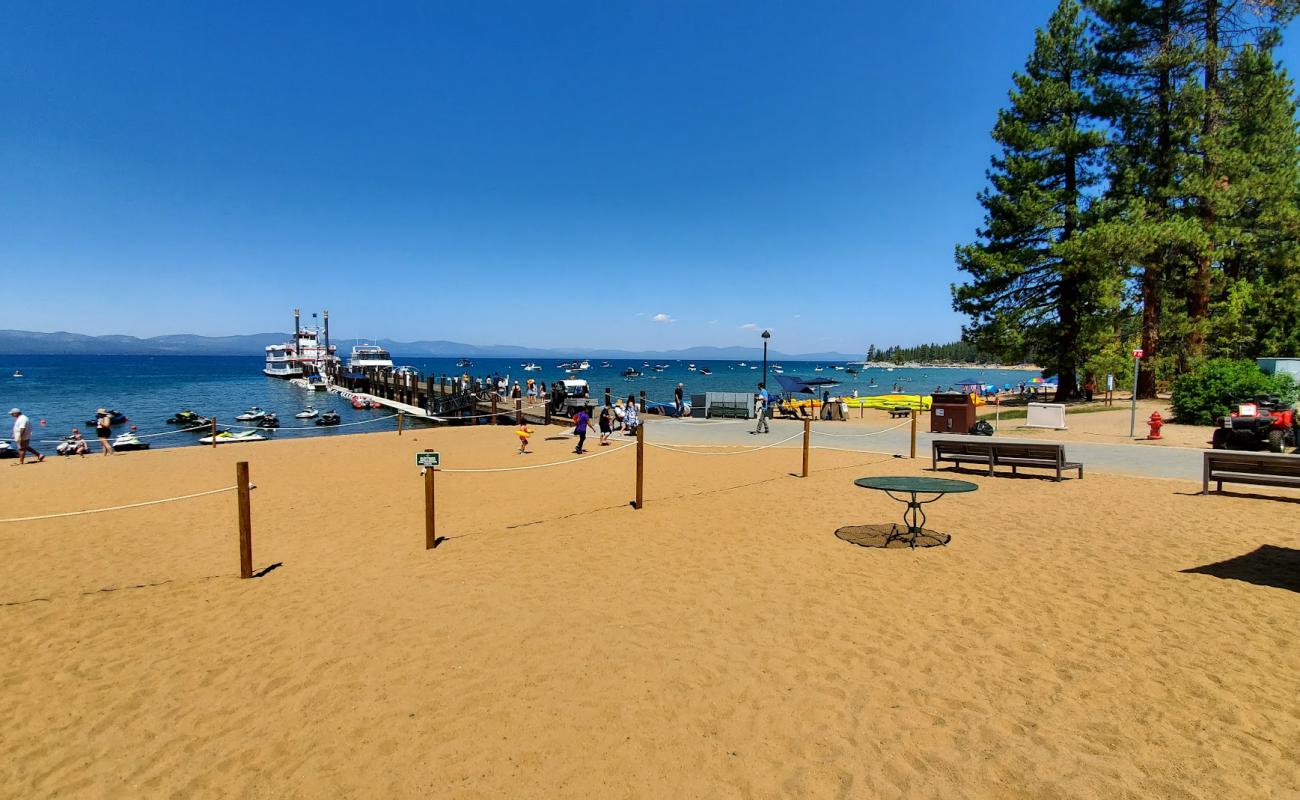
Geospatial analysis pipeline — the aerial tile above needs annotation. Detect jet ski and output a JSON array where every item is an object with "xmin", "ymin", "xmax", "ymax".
[
  {"xmin": 56, "ymin": 435, "xmax": 88, "ymax": 456},
  {"xmin": 256, "ymin": 413, "xmax": 280, "ymax": 429},
  {"xmin": 85, "ymin": 410, "xmax": 128, "ymax": 427},
  {"xmin": 0, "ymin": 441, "xmax": 17, "ymax": 459},
  {"xmin": 698, "ymin": 367, "xmax": 712, "ymax": 375},
  {"xmin": 315, "ymin": 411, "xmax": 342, "ymax": 426},
  {"xmin": 166, "ymin": 410, "xmax": 213, "ymax": 426},
  {"xmin": 111, "ymin": 432, "xmax": 151, "ymax": 451},
  {"xmin": 295, "ymin": 407, "xmax": 319, "ymax": 419},
  {"xmin": 235, "ymin": 406, "xmax": 265, "ymax": 421},
  {"xmin": 198, "ymin": 430, "xmax": 266, "ymax": 444},
  {"xmin": 621, "ymin": 368, "xmax": 643, "ymax": 378}
]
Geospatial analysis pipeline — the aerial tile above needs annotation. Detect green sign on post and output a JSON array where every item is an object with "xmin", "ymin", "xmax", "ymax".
[{"xmin": 416, "ymin": 451, "xmax": 440, "ymax": 468}]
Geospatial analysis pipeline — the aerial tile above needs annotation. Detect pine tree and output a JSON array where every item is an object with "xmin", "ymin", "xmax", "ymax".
[{"xmin": 954, "ymin": 0, "xmax": 1109, "ymax": 400}]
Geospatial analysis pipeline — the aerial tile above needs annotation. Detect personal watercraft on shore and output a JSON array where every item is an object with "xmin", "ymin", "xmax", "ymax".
[{"xmin": 198, "ymin": 430, "xmax": 266, "ymax": 444}]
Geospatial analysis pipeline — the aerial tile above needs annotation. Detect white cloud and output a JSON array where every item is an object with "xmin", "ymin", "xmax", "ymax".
[
  {"xmin": 652, "ymin": 313, "xmax": 675, "ymax": 323},
  {"xmin": 707, "ymin": 320, "xmax": 719, "ymax": 325},
  {"xmin": 634, "ymin": 312, "xmax": 645, "ymax": 317},
  {"xmin": 739, "ymin": 323, "xmax": 759, "ymax": 331}
]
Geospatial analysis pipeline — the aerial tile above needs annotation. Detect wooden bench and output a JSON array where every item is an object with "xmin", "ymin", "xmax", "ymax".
[
  {"xmin": 933, "ymin": 439, "xmax": 1083, "ymax": 481},
  {"xmin": 1203, "ymin": 451, "xmax": 1300, "ymax": 495},
  {"xmin": 889, "ymin": 407, "xmax": 912, "ymax": 419}
]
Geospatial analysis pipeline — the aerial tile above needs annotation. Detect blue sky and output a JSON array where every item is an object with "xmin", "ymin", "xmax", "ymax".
[{"xmin": 3, "ymin": 2, "xmax": 1297, "ymax": 355}]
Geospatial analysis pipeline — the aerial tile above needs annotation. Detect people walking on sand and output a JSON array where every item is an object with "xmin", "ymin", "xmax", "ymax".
[
  {"xmin": 9, "ymin": 408, "xmax": 44, "ymax": 464},
  {"xmin": 623, "ymin": 394, "xmax": 639, "ymax": 435},
  {"xmin": 572, "ymin": 408, "xmax": 592, "ymax": 453},
  {"xmin": 516, "ymin": 422, "xmax": 533, "ymax": 455},
  {"xmin": 598, "ymin": 403, "xmax": 612, "ymax": 446},
  {"xmin": 753, "ymin": 392, "xmax": 769, "ymax": 434},
  {"xmin": 674, "ymin": 383, "xmax": 685, "ymax": 417},
  {"xmin": 95, "ymin": 408, "xmax": 115, "ymax": 455}
]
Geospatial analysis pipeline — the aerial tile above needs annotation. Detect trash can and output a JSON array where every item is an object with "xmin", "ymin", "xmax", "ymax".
[{"xmin": 930, "ymin": 392, "xmax": 976, "ymax": 434}]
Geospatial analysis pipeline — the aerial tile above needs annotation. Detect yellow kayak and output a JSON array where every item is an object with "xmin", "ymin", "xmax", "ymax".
[{"xmin": 842, "ymin": 394, "xmax": 933, "ymax": 411}]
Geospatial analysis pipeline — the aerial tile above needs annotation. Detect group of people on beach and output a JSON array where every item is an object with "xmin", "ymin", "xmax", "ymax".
[
  {"xmin": 6, "ymin": 407, "xmax": 117, "ymax": 464},
  {"xmin": 515, "ymin": 394, "xmax": 642, "ymax": 456}
]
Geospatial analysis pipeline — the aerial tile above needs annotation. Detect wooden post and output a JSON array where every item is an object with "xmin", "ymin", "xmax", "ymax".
[
  {"xmin": 802, "ymin": 418, "xmax": 811, "ymax": 478},
  {"xmin": 211, "ymin": 417, "xmax": 218, "ymax": 448},
  {"xmin": 635, "ymin": 423, "xmax": 644, "ymax": 509},
  {"xmin": 424, "ymin": 452, "xmax": 437, "ymax": 550},
  {"xmin": 236, "ymin": 461, "xmax": 252, "ymax": 579},
  {"xmin": 491, "ymin": 394, "xmax": 498, "ymax": 424},
  {"xmin": 604, "ymin": 387, "xmax": 611, "ymax": 407},
  {"xmin": 544, "ymin": 396, "xmax": 551, "ymax": 426},
  {"xmin": 639, "ymin": 390, "xmax": 646, "ymax": 413},
  {"xmin": 515, "ymin": 398, "xmax": 522, "ymax": 425},
  {"xmin": 398, "ymin": 411, "xmax": 404, "ymax": 436},
  {"xmin": 910, "ymin": 409, "xmax": 918, "ymax": 459}
]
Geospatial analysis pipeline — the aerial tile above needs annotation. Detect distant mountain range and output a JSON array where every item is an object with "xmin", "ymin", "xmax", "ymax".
[{"xmin": 0, "ymin": 330, "xmax": 860, "ymax": 361}]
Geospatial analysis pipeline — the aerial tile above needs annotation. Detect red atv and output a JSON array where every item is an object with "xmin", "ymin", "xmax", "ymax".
[{"xmin": 1211, "ymin": 396, "xmax": 1298, "ymax": 453}]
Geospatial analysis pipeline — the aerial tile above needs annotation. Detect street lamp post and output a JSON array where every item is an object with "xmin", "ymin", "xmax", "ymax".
[{"xmin": 761, "ymin": 330, "xmax": 771, "ymax": 389}]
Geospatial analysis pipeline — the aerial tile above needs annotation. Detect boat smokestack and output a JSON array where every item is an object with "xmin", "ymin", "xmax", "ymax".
[
  {"xmin": 323, "ymin": 310, "xmax": 330, "ymax": 354},
  {"xmin": 293, "ymin": 308, "xmax": 300, "ymax": 347}
]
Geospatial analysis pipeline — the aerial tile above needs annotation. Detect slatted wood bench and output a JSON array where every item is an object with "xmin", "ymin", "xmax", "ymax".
[
  {"xmin": 889, "ymin": 408, "xmax": 912, "ymax": 419},
  {"xmin": 1202, "ymin": 451, "xmax": 1300, "ymax": 495},
  {"xmin": 932, "ymin": 440, "xmax": 995, "ymax": 476},
  {"xmin": 932, "ymin": 440, "xmax": 1083, "ymax": 481},
  {"xmin": 991, "ymin": 442, "xmax": 1083, "ymax": 481}
]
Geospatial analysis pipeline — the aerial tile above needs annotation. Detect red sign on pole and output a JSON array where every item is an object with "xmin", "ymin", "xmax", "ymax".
[{"xmin": 1132, "ymin": 349, "xmax": 1144, "ymax": 359}]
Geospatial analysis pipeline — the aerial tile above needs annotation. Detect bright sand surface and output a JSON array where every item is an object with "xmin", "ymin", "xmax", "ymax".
[{"xmin": 2, "ymin": 426, "xmax": 1298, "ymax": 798}]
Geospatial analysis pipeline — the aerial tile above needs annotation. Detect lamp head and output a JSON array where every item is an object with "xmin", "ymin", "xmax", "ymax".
[{"xmin": 761, "ymin": 330, "xmax": 771, "ymax": 340}]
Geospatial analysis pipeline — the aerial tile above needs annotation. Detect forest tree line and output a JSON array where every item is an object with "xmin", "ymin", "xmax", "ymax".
[{"xmin": 953, "ymin": 0, "xmax": 1300, "ymax": 400}]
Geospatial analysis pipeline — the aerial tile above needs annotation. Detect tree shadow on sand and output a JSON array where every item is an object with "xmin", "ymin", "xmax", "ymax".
[{"xmin": 1181, "ymin": 545, "xmax": 1300, "ymax": 594}]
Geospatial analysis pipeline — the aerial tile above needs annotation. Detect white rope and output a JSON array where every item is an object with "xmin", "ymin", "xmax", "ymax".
[
  {"xmin": 644, "ymin": 430, "xmax": 805, "ymax": 456},
  {"xmin": 0, "ymin": 486, "xmax": 238, "ymax": 524},
  {"xmin": 811, "ymin": 444, "xmax": 900, "ymax": 455},
  {"xmin": 223, "ymin": 413, "xmax": 401, "ymax": 431},
  {"xmin": 810, "ymin": 419, "xmax": 913, "ymax": 438},
  {"xmin": 39, "ymin": 423, "xmax": 213, "ymax": 445},
  {"xmin": 655, "ymin": 417, "xmax": 753, "ymax": 426},
  {"xmin": 439, "ymin": 442, "xmax": 634, "ymax": 473}
]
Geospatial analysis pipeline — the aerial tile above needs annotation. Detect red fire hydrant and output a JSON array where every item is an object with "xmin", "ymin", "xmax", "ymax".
[{"xmin": 1148, "ymin": 411, "xmax": 1164, "ymax": 440}]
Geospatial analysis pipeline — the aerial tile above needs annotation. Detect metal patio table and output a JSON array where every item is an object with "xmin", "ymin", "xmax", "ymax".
[{"xmin": 853, "ymin": 476, "xmax": 978, "ymax": 548}]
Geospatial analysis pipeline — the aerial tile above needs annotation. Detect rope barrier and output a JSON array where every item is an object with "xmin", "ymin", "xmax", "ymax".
[
  {"xmin": 810, "ymin": 419, "xmax": 913, "ymax": 438},
  {"xmin": 39, "ymin": 423, "xmax": 213, "ymax": 444},
  {"xmin": 439, "ymin": 441, "xmax": 635, "ymax": 473},
  {"xmin": 0, "ymin": 486, "xmax": 238, "ymax": 524},
  {"xmin": 223, "ymin": 413, "xmax": 401, "ymax": 432},
  {"xmin": 643, "ymin": 430, "xmax": 805, "ymax": 456}
]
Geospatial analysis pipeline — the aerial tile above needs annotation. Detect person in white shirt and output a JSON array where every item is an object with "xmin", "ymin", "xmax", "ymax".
[{"xmin": 9, "ymin": 408, "xmax": 44, "ymax": 464}]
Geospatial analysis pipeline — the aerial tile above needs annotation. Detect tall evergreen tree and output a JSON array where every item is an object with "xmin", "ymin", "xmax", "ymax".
[{"xmin": 953, "ymin": 0, "xmax": 1109, "ymax": 400}]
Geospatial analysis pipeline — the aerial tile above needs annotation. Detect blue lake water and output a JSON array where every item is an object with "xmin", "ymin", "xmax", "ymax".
[{"xmin": 0, "ymin": 355, "xmax": 1035, "ymax": 450}]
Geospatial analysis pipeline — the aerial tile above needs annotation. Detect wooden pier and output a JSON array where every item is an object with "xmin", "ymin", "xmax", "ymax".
[{"xmin": 318, "ymin": 364, "xmax": 560, "ymax": 426}]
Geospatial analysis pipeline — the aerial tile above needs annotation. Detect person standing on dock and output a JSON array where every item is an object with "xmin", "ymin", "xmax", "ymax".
[
  {"xmin": 9, "ymin": 408, "xmax": 44, "ymax": 464},
  {"xmin": 94, "ymin": 408, "xmax": 115, "ymax": 456}
]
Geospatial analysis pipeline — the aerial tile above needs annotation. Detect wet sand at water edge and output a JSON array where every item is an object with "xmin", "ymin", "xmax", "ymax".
[{"xmin": 1, "ymin": 427, "xmax": 1298, "ymax": 798}]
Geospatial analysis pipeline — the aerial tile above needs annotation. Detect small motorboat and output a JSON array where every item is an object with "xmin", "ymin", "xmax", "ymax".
[
  {"xmin": 622, "ymin": 368, "xmax": 643, "ymax": 378},
  {"xmin": 698, "ymin": 367, "xmax": 712, "ymax": 376},
  {"xmin": 522, "ymin": 362, "xmax": 542, "ymax": 371},
  {"xmin": 456, "ymin": 359, "xmax": 473, "ymax": 368},
  {"xmin": 295, "ymin": 407, "xmax": 319, "ymax": 419},
  {"xmin": 845, "ymin": 367, "xmax": 859, "ymax": 375},
  {"xmin": 235, "ymin": 406, "xmax": 265, "ymax": 421},
  {"xmin": 85, "ymin": 410, "xmax": 128, "ymax": 427},
  {"xmin": 256, "ymin": 413, "xmax": 280, "ymax": 429},
  {"xmin": 199, "ymin": 430, "xmax": 266, "ymax": 445},
  {"xmin": 688, "ymin": 364, "xmax": 697, "ymax": 371},
  {"xmin": 11, "ymin": 370, "xmax": 22, "ymax": 378},
  {"xmin": 599, "ymin": 362, "xmax": 612, "ymax": 369},
  {"xmin": 316, "ymin": 411, "xmax": 341, "ymax": 426},
  {"xmin": 111, "ymin": 432, "xmax": 151, "ymax": 451}
]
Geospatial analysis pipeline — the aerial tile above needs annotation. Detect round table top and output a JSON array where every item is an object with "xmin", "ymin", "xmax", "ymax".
[{"xmin": 854, "ymin": 476, "xmax": 979, "ymax": 494}]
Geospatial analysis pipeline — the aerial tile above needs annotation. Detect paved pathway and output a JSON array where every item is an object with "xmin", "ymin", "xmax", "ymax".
[{"xmin": 640, "ymin": 416, "xmax": 1207, "ymax": 482}]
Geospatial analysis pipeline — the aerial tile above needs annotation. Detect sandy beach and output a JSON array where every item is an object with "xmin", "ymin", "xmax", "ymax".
[{"xmin": 2, "ymin": 426, "xmax": 1298, "ymax": 798}]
